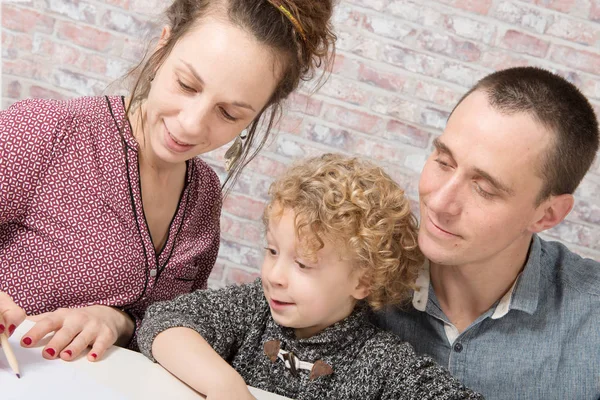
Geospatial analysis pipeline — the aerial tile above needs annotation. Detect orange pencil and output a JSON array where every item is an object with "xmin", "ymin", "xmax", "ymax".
[{"xmin": 0, "ymin": 332, "xmax": 20, "ymax": 378}]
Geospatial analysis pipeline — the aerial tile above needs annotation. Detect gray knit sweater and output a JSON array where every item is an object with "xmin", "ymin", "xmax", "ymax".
[{"xmin": 138, "ymin": 279, "xmax": 483, "ymax": 400}]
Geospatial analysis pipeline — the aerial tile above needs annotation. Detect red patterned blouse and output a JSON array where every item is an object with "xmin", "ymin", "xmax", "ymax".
[{"xmin": 0, "ymin": 96, "xmax": 221, "ymax": 339}]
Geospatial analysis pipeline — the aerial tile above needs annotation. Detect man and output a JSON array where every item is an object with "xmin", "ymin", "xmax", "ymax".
[{"xmin": 375, "ymin": 67, "xmax": 600, "ymax": 399}]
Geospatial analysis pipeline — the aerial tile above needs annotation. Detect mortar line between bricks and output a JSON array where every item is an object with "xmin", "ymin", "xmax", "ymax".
[
  {"xmin": 304, "ymin": 73, "xmax": 461, "ymax": 111},
  {"xmin": 283, "ymin": 112, "xmax": 441, "ymax": 148},
  {"xmin": 289, "ymin": 114, "xmax": 436, "ymax": 150},
  {"xmin": 337, "ymin": 12, "xmax": 600, "ymax": 72}
]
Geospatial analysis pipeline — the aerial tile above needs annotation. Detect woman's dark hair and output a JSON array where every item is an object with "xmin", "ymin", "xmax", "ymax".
[{"xmin": 123, "ymin": 0, "xmax": 336, "ymax": 191}]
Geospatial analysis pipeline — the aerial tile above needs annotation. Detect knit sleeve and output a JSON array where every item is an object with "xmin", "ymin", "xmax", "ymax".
[
  {"xmin": 138, "ymin": 278, "xmax": 265, "ymax": 362},
  {"xmin": 372, "ymin": 333, "xmax": 484, "ymax": 400},
  {"xmin": 382, "ymin": 355, "xmax": 484, "ymax": 399},
  {"xmin": 0, "ymin": 99, "xmax": 65, "ymax": 224}
]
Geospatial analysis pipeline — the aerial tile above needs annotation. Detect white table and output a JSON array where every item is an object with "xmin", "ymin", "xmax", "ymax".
[{"xmin": 0, "ymin": 320, "xmax": 291, "ymax": 400}]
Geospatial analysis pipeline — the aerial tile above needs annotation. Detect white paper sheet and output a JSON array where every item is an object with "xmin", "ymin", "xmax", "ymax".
[
  {"xmin": 0, "ymin": 320, "xmax": 291, "ymax": 400},
  {"xmin": 0, "ymin": 329, "xmax": 128, "ymax": 400}
]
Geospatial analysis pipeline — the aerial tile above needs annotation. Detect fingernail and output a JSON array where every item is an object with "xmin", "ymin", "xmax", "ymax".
[
  {"xmin": 90, "ymin": 353, "xmax": 97, "ymax": 360},
  {"xmin": 64, "ymin": 350, "xmax": 72, "ymax": 357},
  {"xmin": 0, "ymin": 324, "xmax": 5, "ymax": 334},
  {"xmin": 45, "ymin": 348, "xmax": 56, "ymax": 357},
  {"xmin": 8, "ymin": 325, "xmax": 16, "ymax": 335},
  {"xmin": 22, "ymin": 337, "xmax": 32, "ymax": 346}
]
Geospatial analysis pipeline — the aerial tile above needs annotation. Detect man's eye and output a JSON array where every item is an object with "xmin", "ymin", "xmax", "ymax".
[
  {"xmin": 474, "ymin": 183, "xmax": 495, "ymax": 200},
  {"xmin": 435, "ymin": 159, "xmax": 451, "ymax": 168}
]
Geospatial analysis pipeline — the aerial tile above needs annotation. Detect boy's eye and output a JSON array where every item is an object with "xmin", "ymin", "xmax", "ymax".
[
  {"xmin": 296, "ymin": 261, "xmax": 308, "ymax": 269},
  {"xmin": 264, "ymin": 247, "xmax": 277, "ymax": 256}
]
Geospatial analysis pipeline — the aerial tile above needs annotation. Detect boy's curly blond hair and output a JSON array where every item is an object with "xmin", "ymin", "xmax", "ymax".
[{"xmin": 264, "ymin": 153, "xmax": 423, "ymax": 310}]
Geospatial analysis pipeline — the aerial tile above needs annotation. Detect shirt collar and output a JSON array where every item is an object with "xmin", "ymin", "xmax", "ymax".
[
  {"xmin": 412, "ymin": 259, "xmax": 430, "ymax": 312},
  {"xmin": 412, "ymin": 235, "xmax": 542, "ymax": 318}
]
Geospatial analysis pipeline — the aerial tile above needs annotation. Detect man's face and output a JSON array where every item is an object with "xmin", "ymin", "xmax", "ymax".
[{"xmin": 418, "ymin": 90, "xmax": 553, "ymax": 268}]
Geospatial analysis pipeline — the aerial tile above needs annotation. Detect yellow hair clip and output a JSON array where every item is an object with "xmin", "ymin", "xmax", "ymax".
[{"xmin": 267, "ymin": 0, "xmax": 307, "ymax": 42}]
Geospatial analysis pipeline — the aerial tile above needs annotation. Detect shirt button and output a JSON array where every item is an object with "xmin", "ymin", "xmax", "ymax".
[
  {"xmin": 149, "ymin": 269, "xmax": 157, "ymax": 277},
  {"xmin": 453, "ymin": 342, "xmax": 463, "ymax": 353}
]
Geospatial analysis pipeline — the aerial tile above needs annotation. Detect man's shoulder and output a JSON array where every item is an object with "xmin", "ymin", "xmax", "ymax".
[{"xmin": 539, "ymin": 236, "xmax": 600, "ymax": 298}]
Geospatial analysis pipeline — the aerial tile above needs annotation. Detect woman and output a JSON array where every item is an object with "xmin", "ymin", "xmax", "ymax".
[{"xmin": 0, "ymin": 0, "xmax": 335, "ymax": 362}]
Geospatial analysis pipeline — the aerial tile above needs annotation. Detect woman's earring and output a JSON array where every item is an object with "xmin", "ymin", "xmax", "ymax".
[{"xmin": 224, "ymin": 129, "xmax": 247, "ymax": 172}]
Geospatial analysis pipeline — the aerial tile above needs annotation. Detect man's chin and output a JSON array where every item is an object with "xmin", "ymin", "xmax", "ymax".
[{"xmin": 419, "ymin": 238, "xmax": 461, "ymax": 265}]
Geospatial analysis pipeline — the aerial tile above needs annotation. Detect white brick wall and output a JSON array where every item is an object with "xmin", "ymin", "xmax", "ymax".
[{"xmin": 2, "ymin": 0, "xmax": 599, "ymax": 287}]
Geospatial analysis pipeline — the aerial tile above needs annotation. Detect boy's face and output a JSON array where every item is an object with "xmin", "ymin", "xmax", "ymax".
[{"xmin": 261, "ymin": 207, "xmax": 368, "ymax": 338}]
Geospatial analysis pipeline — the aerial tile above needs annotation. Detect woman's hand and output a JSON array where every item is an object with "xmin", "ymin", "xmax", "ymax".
[
  {"xmin": 0, "ymin": 292, "xmax": 27, "ymax": 337},
  {"xmin": 22, "ymin": 305, "xmax": 135, "ymax": 362}
]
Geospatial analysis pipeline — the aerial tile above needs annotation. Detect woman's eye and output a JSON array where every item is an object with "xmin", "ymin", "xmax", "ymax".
[
  {"xmin": 220, "ymin": 107, "xmax": 238, "ymax": 122},
  {"xmin": 177, "ymin": 79, "xmax": 196, "ymax": 93}
]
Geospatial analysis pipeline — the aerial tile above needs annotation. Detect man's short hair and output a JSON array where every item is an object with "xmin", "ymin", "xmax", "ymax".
[{"xmin": 453, "ymin": 67, "xmax": 599, "ymax": 204}]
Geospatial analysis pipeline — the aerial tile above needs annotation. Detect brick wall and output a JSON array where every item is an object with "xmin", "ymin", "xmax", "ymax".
[{"xmin": 2, "ymin": 0, "xmax": 600, "ymax": 289}]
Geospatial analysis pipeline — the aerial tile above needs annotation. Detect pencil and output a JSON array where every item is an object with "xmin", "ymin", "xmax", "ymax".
[{"xmin": 0, "ymin": 332, "xmax": 20, "ymax": 378}]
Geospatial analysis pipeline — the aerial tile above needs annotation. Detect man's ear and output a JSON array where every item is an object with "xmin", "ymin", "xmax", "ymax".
[{"xmin": 529, "ymin": 193, "xmax": 574, "ymax": 233}]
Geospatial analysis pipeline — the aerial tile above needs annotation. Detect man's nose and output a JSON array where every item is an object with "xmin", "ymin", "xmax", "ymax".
[{"xmin": 426, "ymin": 176, "xmax": 462, "ymax": 217}]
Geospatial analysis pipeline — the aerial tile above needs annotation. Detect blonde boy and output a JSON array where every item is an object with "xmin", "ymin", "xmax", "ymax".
[{"xmin": 138, "ymin": 154, "xmax": 482, "ymax": 399}]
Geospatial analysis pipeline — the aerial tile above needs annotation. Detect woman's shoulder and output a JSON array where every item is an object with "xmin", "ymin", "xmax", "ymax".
[
  {"xmin": 6, "ymin": 96, "xmax": 108, "ymax": 116},
  {"xmin": 3, "ymin": 96, "xmax": 116, "ymax": 132}
]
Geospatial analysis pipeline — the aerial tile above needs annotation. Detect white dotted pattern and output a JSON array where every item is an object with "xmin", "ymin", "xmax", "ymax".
[{"xmin": 0, "ymin": 96, "xmax": 221, "ymax": 320}]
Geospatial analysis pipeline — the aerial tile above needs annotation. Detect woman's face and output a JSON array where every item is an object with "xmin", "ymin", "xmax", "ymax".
[{"xmin": 139, "ymin": 16, "xmax": 281, "ymax": 165}]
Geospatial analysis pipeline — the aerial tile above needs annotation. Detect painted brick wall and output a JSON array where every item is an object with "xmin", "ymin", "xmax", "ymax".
[{"xmin": 2, "ymin": 0, "xmax": 600, "ymax": 289}]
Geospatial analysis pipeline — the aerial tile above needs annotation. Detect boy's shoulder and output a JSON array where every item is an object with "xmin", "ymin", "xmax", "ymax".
[{"xmin": 362, "ymin": 323, "xmax": 417, "ymax": 358}]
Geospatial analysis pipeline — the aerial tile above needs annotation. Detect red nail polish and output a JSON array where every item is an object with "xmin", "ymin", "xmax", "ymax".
[
  {"xmin": 22, "ymin": 337, "xmax": 32, "ymax": 346},
  {"xmin": 8, "ymin": 325, "xmax": 16, "ymax": 335},
  {"xmin": 0, "ymin": 324, "xmax": 5, "ymax": 334},
  {"xmin": 64, "ymin": 350, "xmax": 72, "ymax": 357},
  {"xmin": 45, "ymin": 348, "xmax": 56, "ymax": 357},
  {"xmin": 90, "ymin": 353, "xmax": 97, "ymax": 359}
]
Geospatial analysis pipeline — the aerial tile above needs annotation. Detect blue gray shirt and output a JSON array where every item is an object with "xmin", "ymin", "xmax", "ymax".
[{"xmin": 374, "ymin": 235, "xmax": 600, "ymax": 400}]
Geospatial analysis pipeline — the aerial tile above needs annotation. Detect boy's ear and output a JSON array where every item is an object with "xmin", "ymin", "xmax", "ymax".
[
  {"xmin": 528, "ymin": 193, "xmax": 574, "ymax": 233},
  {"xmin": 351, "ymin": 273, "xmax": 370, "ymax": 301}
]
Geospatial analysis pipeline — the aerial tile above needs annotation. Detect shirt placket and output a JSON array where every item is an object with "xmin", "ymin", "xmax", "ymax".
[
  {"xmin": 125, "ymin": 148, "xmax": 161, "ymax": 302},
  {"xmin": 426, "ymin": 291, "xmax": 494, "ymax": 383}
]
